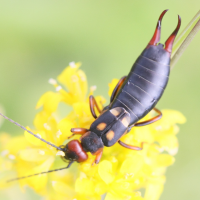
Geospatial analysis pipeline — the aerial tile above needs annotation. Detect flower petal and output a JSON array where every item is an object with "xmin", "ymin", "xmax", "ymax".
[
  {"xmin": 144, "ymin": 183, "xmax": 163, "ymax": 200},
  {"xmin": 36, "ymin": 91, "xmax": 62, "ymax": 114},
  {"xmin": 25, "ymin": 156, "xmax": 55, "ymax": 192},
  {"xmin": 57, "ymin": 118, "xmax": 75, "ymax": 143},
  {"xmin": 24, "ymin": 128, "xmax": 47, "ymax": 146},
  {"xmin": 19, "ymin": 148, "xmax": 49, "ymax": 162},
  {"xmin": 108, "ymin": 79, "xmax": 119, "ymax": 97},
  {"xmin": 98, "ymin": 160, "xmax": 115, "ymax": 184},
  {"xmin": 75, "ymin": 177, "xmax": 95, "ymax": 195},
  {"xmin": 57, "ymin": 62, "xmax": 81, "ymax": 90},
  {"xmin": 52, "ymin": 180, "xmax": 76, "ymax": 197},
  {"xmin": 120, "ymin": 155, "xmax": 144, "ymax": 175}
]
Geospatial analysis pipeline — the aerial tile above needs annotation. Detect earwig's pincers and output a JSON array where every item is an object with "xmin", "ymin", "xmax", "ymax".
[
  {"xmin": 165, "ymin": 15, "xmax": 181, "ymax": 52},
  {"xmin": 148, "ymin": 9, "xmax": 181, "ymax": 54},
  {"xmin": 148, "ymin": 9, "xmax": 168, "ymax": 46}
]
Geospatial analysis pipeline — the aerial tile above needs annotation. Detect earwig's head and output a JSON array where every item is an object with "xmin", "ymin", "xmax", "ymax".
[{"xmin": 61, "ymin": 140, "xmax": 88, "ymax": 163}]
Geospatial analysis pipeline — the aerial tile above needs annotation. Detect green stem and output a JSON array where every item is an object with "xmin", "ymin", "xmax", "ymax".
[
  {"xmin": 170, "ymin": 10, "xmax": 200, "ymax": 69},
  {"xmin": 171, "ymin": 18, "xmax": 200, "ymax": 69},
  {"xmin": 172, "ymin": 10, "xmax": 200, "ymax": 58}
]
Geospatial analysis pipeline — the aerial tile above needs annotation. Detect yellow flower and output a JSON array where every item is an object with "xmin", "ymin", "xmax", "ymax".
[{"xmin": 0, "ymin": 62, "xmax": 186, "ymax": 200}]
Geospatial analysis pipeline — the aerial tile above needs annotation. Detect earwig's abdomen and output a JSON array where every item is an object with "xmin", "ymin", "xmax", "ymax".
[{"xmin": 111, "ymin": 44, "xmax": 171, "ymax": 124}]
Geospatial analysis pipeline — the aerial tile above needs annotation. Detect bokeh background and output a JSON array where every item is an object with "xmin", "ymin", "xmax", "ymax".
[{"xmin": 0, "ymin": 1, "xmax": 200, "ymax": 200}]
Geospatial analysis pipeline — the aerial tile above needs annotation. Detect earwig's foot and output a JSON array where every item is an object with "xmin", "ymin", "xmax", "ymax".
[{"xmin": 91, "ymin": 159, "xmax": 100, "ymax": 166}]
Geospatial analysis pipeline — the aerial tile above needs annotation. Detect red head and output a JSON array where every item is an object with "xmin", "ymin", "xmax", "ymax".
[{"xmin": 61, "ymin": 140, "xmax": 88, "ymax": 163}]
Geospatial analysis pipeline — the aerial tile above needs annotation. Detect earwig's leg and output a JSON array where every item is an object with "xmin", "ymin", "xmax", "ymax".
[
  {"xmin": 127, "ymin": 108, "xmax": 162, "ymax": 132},
  {"xmin": 92, "ymin": 149, "xmax": 103, "ymax": 165},
  {"xmin": 89, "ymin": 95, "xmax": 102, "ymax": 119},
  {"xmin": 135, "ymin": 108, "xmax": 162, "ymax": 127},
  {"xmin": 68, "ymin": 128, "xmax": 89, "ymax": 139},
  {"xmin": 118, "ymin": 140, "xmax": 144, "ymax": 150},
  {"xmin": 110, "ymin": 76, "xmax": 127, "ymax": 103}
]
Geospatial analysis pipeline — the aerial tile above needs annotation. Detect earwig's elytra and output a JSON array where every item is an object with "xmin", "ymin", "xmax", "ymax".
[{"xmin": 0, "ymin": 9, "xmax": 181, "ymax": 182}]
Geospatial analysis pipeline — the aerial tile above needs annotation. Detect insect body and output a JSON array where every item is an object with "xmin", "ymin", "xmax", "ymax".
[
  {"xmin": 0, "ymin": 10, "xmax": 181, "ymax": 181},
  {"xmin": 64, "ymin": 9, "xmax": 181, "ymax": 164}
]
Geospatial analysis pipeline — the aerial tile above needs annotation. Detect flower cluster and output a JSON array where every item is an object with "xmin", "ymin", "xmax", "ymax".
[{"xmin": 0, "ymin": 62, "xmax": 186, "ymax": 200}]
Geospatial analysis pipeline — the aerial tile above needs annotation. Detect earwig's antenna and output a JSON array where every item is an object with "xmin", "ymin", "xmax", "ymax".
[
  {"xmin": 0, "ymin": 112, "xmax": 63, "ymax": 151},
  {"xmin": 7, "ymin": 162, "xmax": 74, "ymax": 183}
]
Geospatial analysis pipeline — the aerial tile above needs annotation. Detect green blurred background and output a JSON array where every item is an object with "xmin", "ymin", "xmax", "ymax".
[{"xmin": 0, "ymin": 0, "xmax": 200, "ymax": 199}]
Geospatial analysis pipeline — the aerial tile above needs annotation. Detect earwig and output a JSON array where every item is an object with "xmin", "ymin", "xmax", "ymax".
[{"xmin": 0, "ymin": 10, "xmax": 181, "ymax": 182}]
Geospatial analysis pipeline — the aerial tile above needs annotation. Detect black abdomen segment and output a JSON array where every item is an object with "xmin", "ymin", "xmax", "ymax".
[{"xmin": 111, "ymin": 44, "xmax": 170, "ymax": 124}]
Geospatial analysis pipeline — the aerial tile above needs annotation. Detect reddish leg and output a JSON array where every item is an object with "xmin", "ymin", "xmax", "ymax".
[
  {"xmin": 126, "ymin": 108, "xmax": 162, "ymax": 132},
  {"xmin": 110, "ymin": 76, "xmax": 127, "ymax": 103},
  {"xmin": 92, "ymin": 148, "xmax": 103, "ymax": 165},
  {"xmin": 118, "ymin": 140, "xmax": 144, "ymax": 150},
  {"xmin": 89, "ymin": 95, "xmax": 102, "ymax": 119},
  {"xmin": 134, "ymin": 107, "xmax": 162, "ymax": 127},
  {"xmin": 68, "ymin": 128, "xmax": 89, "ymax": 139}
]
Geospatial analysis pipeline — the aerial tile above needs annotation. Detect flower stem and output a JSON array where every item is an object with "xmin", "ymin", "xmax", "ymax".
[{"xmin": 171, "ymin": 10, "xmax": 200, "ymax": 69}]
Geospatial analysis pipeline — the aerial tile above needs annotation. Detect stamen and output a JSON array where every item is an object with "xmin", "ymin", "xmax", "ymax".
[
  {"xmin": 48, "ymin": 78, "xmax": 57, "ymax": 85},
  {"xmin": 56, "ymin": 86, "xmax": 62, "ymax": 91},
  {"xmin": 47, "ymin": 144, "xmax": 53, "ymax": 150},
  {"xmin": 169, "ymin": 148, "xmax": 178, "ymax": 155},
  {"xmin": 44, "ymin": 123, "xmax": 51, "ymax": 130},
  {"xmin": 69, "ymin": 61, "xmax": 76, "ymax": 68},
  {"xmin": 52, "ymin": 181, "xmax": 57, "ymax": 186},
  {"xmin": 80, "ymin": 75, "xmax": 86, "ymax": 81},
  {"xmin": 8, "ymin": 155, "xmax": 16, "ymax": 160},
  {"xmin": 71, "ymin": 75, "xmax": 79, "ymax": 82},
  {"xmin": 135, "ymin": 191, "xmax": 141, "ymax": 197},
  {"xmin": 125, "ymin": 196, "xmax": 131, "ymax": 200},
  {"xmin": 56, "ymin": 130, "xmax": 62, "ymax": 138},
  {"xmin": 134, "ymin": 179, "xmax": 140, "ymax": 184},
  {"xmin": 157, "ymin": 147, "xmax": 164, "ymax": 153},
  {"xmin": 155, "ymin": 125, "xmax": 162, "ymax": 130},
  {"xmin": 36, "ymin": 133, "xmax": 42, "ymax": 138},
  {"xmin": 1, "ymin": 150, "xmax": 9, "ymax": 156},
  {"xmin": 56, "ymin": 151, "xmax": 65, "ymax": 156},
  {"xmin": 39, "ymin": 150, "xmax": 45, "ymax": 155},
  {"xmin": 90, "ymin": 85, "xmax": 97, "ymax": 92},
  {"xmin": 80, "ymin": 172, "xmax": 87, "ymax": 179}
]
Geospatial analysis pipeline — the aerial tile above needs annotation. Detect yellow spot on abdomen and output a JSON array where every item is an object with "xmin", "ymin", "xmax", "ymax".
[
  {"xmin": 106, "ymin": 130, "xmax": 115, "ymax": 141},
  {"xmin": 97, "ymin": 123, "xmax": 107, "ymax": 131}
]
